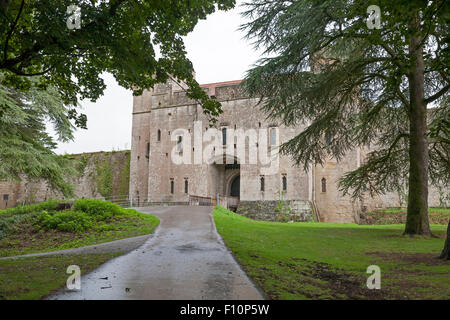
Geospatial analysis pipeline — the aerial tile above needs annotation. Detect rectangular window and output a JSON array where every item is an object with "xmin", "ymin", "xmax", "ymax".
[
  {"xmin": 146, "ymin": 142, "xmax": 150, "ymax": 159},
  {"xmin": 222, "ymin": 128, "xmax": 227, "ymax": 145},
  {"xmin": 170, "ymin": 179, "xmax": 174, "ymax": 194},
  {"xmin": 3, "ymin": 194, "xmax": 8, "ymax": 201},
  {"xmin": 270, "ymin": 128, "xmax": 277, "ymax": 146},
  {"xmin": 260, "ymin": 176, "xmax": 265, "ymax": 192},
  {"xmin": 177, "ymin": 136, "xmax": 183, "ymax": 152},
  {"xmin": 185, "ymin": 179, "xmax": 189, "ymax": 194},
  {"xmin": 282, "ymin": 175, "xmax": 287, "ymax": 191}
]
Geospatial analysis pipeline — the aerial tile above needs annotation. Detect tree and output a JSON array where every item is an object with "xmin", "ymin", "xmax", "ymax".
[
  {"xmin": 440, "ymin": 220, "xmax": 449, "ymax": 260},
  {"xmin": 242, "ymin": 0, "xmax": 449, "ymax": 236},
  {"xmin": 0, "ymin": 0, "xmax": 235, "ymax": 190},
  {"xmin": 0, "ymin": 73, "xmax": 78, "ymax": 195},
  {"xmin": 1, "ymin": 0, "xmax": 235, "ymax": 117}
]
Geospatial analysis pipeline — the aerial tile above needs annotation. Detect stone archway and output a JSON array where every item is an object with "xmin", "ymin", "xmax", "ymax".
[{"xmin": 229, "ymin": 175, "xmax": 240, "ymax": 198}]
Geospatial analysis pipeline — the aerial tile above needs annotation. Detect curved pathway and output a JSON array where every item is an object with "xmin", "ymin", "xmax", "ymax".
[
  {"xmin": 46, "ymin": 205, "xmax": 264, "ymax": 300},
  {"xmin": 0, "ymin": 235, "xmax": 151, "ymax": 260}
]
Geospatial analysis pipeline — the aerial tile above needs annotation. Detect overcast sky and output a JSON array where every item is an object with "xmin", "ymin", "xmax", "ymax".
[{"xmin": 53, "ymin": 1, "xmax": 262, "ymax": 155}]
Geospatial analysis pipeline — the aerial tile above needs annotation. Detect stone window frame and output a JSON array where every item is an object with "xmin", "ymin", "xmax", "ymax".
[
  {"xmin": 184, "ymin": 178, "xmax": 189, "ymax": 194},
  {"xmin": 260, "ymin": 176, "xmax": 265, "ymax": 192},
  {"xmin": 269, "ymin": 127, "xmax": 277, "ymax": 146},
  {"xmin": 145, "ymin": 142, "xmax": 150, "ymax": 159},
  {"xmin": 3, "ymin": 194, "xmax": 8, "ymax": 201},
  {"xmin": 157, "ymin": 129, "xmax": 161, "ymax": 142},
  {"xmin": 222, "ymin": 127, "xmax": 227, "ymax": 146},
  {"xmin": 321, "ymin": 177, "xmax": 327, "ymax": 193},
  {"xmin": 170, "ymin": 178, "xmax": 174, "ymax": 194},
  {"xmin": 282, "ymin": 174, "xmax": 287, "ymax": 192}
]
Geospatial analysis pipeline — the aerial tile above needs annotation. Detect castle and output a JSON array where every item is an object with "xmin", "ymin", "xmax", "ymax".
[
  {"xmin": 128, "ymin": 78, "xmax": 443, "ymax": 223},
  {"xmin": 0, "ymin": 79, "xmax": 444, "ymax": 222}
]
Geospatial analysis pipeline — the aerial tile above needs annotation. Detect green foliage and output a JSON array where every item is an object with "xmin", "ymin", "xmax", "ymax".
[
  {"xmin": 0, "ymin": 200, "xmax": 60, "ymax": 217},
  {"xmin": 242, "ymin": 2, "xmax": 449, "ymax": 192},
  {"xmin": 0, "ymin": 200, "xmax": 60, "ymax": 239},
  {"xmin": 242, "ymin": 0, "xmax": 449, "ymax": 235},
  {"xmin": 0, "ymin": 74, "xmax": 77, "ymax": 196},
  {"xmin": 73, "ymin": 199, "xmax": 124, "ymax": 220},
  {"xmin": 37, "ymin": 210, "xmax": 93, "ymax": 233},
  {"xmin": 117, "ymin": 151, "xmax": 131, "ymax": 197},
  {"xmin": 75, "ymin": 155, "xmax": 89, "ymax": 177},
  {"xmin": 0, "ymin": 0, "xmax": 236, "ymax": 122},
  {"xmin": 0, "ymin": 199, "xmax": 160, "ymax": 257},
  {"xmin": 275, "ymin": 191, "xmax": 292, "ymax": 222},
  {"xmin": 94, "ymin": 159, "xmax": 113, "ymax": 198}
]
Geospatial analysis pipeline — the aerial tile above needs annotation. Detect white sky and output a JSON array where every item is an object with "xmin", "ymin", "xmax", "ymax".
[{"xmin": 54, "ymin": 1, "xmax": 262, "ymax": 155}]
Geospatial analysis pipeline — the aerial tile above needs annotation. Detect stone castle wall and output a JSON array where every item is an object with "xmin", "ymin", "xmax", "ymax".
[
  {"xmin": 0, "ymin": 150, "xmax": 130, "ymax": 209},
  {"xmin": 237, "ymin": 200, "xmax": 313, "ymax": 222},
  {"xmin": 130, "ymin": 79, "xmax": 447, "ymax": 223},
  {"xmin": 130, "ymin": 79, "xmax": 311, "ymax": 207}
]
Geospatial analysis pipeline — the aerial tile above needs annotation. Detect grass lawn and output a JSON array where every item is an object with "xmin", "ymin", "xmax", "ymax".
[
  {"xmin": 0, "ymin": 200, "xmax": 160, "ymax": 257},
  {"xmin": 361, "ymin": 207, "xmax": 450, "ymax": 225},
  {"xmin": 0, "ymin": 253, "xmax": 122, "ymax": 300},
  {"xmin": 213, "ymin": 206, "xmax": 449, "ymax": 300}
]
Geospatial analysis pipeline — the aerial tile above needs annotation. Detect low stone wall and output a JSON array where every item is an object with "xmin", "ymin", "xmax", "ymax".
[
  {"xmin": 142, "ymin": 201, "xmax": 190, "ymax": 207},
  {"xmin": 236, "ymin": 200, "xmax": 313, "ymax": 222}
]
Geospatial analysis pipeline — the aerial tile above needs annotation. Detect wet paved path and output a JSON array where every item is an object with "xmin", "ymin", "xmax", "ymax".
[{"xmin": 47, "ymin": 206, "xmax": 263, "ymax": 300}]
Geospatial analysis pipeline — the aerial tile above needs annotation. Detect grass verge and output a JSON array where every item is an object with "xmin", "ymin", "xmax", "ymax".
[
  {"xmin": 0, "ymin": 253, "xmax": 122, "ymax": 300},
  {"xmin": 361, "ymin": 207, "xmax": 449, "ymax": 225},
  {"xmin": 0, "ymin": 199, "xmax": 160, "ymax": 257},
  {"xmin": 213, "ymin": 206, "xmax": 449, "ymax": 300}
]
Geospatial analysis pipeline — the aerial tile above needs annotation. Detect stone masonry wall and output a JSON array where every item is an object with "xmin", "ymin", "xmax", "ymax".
[
  {"xmin": 130, "ymin": 79, "xmax": 311, "ymax": 206},
  {"xmin": 130, "ymin": 78, "xmax": 447, "ymax": 223},
  {"xmin": 237, "ymin": 200, "xmax": 313, "ymax": 222},
  {"xmin": 0, "ymin": 150, "xmax": 131, "ymax": 208}
]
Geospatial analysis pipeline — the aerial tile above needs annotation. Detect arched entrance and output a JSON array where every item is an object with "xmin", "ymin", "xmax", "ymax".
[{"xmin": 230, "ymin": 175, "xmax": 240, "ymax": 198}]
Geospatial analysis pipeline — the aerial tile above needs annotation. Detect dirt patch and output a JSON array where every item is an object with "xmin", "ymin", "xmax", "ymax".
[
  {"xmin": 287, "ymin": 258, "xmax": 390, "ymax": 299},
  {"xmin": 252, "ymin": 257, "xmax": 392, "ymax": 299},
  {"xmin": 253, "ymin": 256, "xmax": 448, "ymax": 300},
  {"xmin": 366, "ymin": 251, "xmax": 449, "ymax": 266}
]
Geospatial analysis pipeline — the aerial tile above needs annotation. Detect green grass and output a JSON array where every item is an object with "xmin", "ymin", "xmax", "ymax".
[
  {"xmin": 362, "ymin": 207, "xmax": 449, "ymax": 225},
  {"xmin": 378, "ymin": 207, "xmax": 450, "ymax": 215},
  {"xmin": 0, "ymin": 200, "xmax": 160, "ymax": 257},
  {"xmin": 0, "ymin": 253, "xmax": 122, "ymax": 300},
  {"xmin": 213, "ymin": 206, "xmax": 449, "ymax": 300}
]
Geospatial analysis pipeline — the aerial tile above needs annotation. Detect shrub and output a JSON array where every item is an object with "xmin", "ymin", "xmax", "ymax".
[
  {"xmin": 73, "ymin": 199, "xmax": 124, "ymax": 220},
  {"xmin": 0, "ymin": 200, "xmax": 60, "ymax": 218},
  {"xmin": 37, "ymin": 210, "xmax": 94, "ymax": 233},
  {"xmin": 0, "ymin": 214, "xmax": 30, "ymax": 239}
]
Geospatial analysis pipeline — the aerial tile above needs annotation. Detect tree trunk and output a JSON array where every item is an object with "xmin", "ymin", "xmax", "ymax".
[
  {"xmin": 404, "ymin": 12, "xmax": 431, "ymax": 236},
  {"xmin": 439, "ymin": 221, "xmax": 450, "ymax": 260}
]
